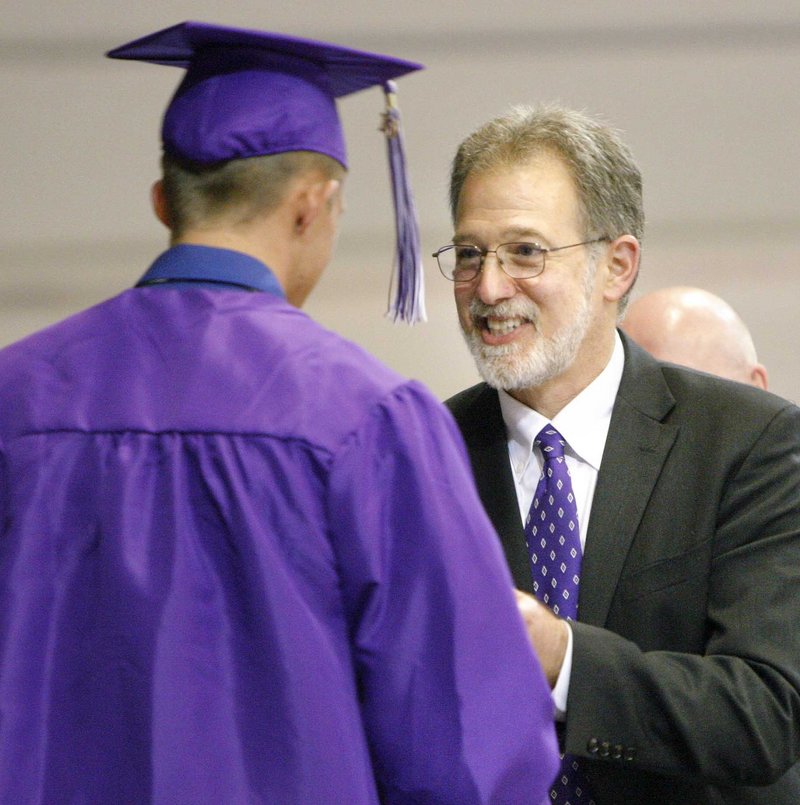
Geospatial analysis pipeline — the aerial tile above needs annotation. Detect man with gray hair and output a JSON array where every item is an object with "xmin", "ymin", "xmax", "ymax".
[
  {"xmin": 622, "ymin": 285, "xmax": 768, "ymax": 388},
  {"xmin": 438, "ymin": 103, "xmax": 800, "ymax": 803}
]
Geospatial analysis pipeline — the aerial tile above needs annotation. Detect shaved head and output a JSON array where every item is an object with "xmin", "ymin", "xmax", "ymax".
[{"xmin": 622, "ymin": 286, "xmax": 767, "ymax": 389}]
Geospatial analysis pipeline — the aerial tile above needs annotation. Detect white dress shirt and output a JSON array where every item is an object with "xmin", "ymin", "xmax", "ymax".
[{"xmin": 498, "ymin": 332, "xmax": 625, "ymax": 715}]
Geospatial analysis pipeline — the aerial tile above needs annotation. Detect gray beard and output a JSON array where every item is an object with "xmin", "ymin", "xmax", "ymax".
[{"xmin": 461, "ymin": 273, "xmax": 595, "ymax": 392}]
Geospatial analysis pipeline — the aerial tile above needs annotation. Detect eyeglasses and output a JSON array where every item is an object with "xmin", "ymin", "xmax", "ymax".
[{"xmin": 432, "ymin": 238, "xmax": 609, "ymax": 282}]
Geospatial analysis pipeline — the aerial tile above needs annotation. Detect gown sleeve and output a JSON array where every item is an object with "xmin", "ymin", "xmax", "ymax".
[{"xmin": 327, "ymin": 380, "xmax": 559, "ymax": 804}]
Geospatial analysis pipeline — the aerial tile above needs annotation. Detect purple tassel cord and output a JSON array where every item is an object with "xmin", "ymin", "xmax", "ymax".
[{"xmin": 381, "ymin": 81, "xmax": 426, "ymax": 323}]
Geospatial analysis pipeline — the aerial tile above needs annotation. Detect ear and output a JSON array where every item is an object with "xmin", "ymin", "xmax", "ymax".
[
  {"xmin": 151, "ymin": 180, "xmax": 171, "ymax": 229},
  {"xmin": 750, "ymin": 363, "xmax": 769, "ymax": 390},
  {"xmin": 602, "ymin": 235, "xmax": 640, "ymax": 304},
  {"xmin": 293, "ymin": 178, "xmax": 341, "ymax": 236}
]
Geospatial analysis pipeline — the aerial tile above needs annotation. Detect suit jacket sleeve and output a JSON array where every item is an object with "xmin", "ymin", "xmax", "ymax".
[{"xmin": 567, "ymin": 392, "xmax": 800, "ymax": 789}]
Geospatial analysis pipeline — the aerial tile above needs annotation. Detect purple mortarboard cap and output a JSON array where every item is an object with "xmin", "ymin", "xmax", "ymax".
[{"xmin": 107, "ymin": 21, "xmax": 427, "ymax": 322}]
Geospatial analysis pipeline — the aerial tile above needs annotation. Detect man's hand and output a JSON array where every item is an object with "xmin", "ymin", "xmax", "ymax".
[{"xmin": 514, "ymin": 589, "xmax": 569, "ymax": 688}]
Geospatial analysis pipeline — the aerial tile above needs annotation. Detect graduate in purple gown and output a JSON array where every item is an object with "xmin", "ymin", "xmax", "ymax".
[{"xmin": 0, "ymin": 22, "xmax": 558, "ymax": 804}]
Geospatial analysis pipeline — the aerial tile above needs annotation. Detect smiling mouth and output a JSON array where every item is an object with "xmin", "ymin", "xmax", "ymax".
[{"xmin": 482, "ymin": 316, "xmax": 530, "ymax": 335}]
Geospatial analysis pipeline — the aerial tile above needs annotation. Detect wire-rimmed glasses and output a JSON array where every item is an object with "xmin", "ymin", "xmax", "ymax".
[{"xmin": 433, "ymin": 238, "xmax": 609, "ymax": 282}]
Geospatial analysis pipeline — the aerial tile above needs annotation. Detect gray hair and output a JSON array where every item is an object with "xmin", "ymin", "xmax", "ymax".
[
  {"xmin": 161, "ymin": 150, "xmax": 344, "ymax": 239},
  {"xmin": 449, "ymin": 105, "xmax": 644, "ymax": 312}
]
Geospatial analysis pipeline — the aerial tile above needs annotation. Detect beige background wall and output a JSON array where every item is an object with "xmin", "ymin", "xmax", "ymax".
[{"xmin": 3, "ymin": 1, "xmax": 798, "ymax": 403}]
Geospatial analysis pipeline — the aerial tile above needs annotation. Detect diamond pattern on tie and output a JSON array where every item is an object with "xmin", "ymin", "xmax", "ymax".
[
  {"xmin": 548, "ymin": 755, "xmax": 596, "ymax": 805},
  {"xmin": 524, "ymin": 426, "xmax": 581, "ymax": 620},
  {"xmin": 523, "ymin": 425, "xmax": 594, "ymax": 805}
]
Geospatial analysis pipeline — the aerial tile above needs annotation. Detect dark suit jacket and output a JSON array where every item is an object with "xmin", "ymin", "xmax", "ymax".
[{"xmin": 446, "ymin": 333, "xmax": 800, "ymax": 804}]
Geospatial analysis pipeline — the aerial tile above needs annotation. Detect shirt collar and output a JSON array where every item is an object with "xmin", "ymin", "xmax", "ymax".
[
  {"xmin": 136, "ymin": 244, "xmax": 286, "ymax": 298},
  {"xmin": 500, "ymin": 331, "xmax": 625, "ymax": 477}
]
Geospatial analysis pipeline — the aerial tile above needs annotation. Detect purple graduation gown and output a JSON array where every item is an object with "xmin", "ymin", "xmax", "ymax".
[{"xmin": 0, "ymin": 246, "xmax": 558, "ymax": 803}]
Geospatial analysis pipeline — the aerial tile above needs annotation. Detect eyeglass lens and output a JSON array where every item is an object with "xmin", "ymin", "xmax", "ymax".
[{"xmin": 439, "ymin": 243, "xmax": 546, "ymax": 280}]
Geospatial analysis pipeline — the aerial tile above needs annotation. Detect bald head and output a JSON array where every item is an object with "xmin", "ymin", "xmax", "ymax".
[{"xmin": 622, "ymin": 287, "xmax": 768, "ymax": 389}]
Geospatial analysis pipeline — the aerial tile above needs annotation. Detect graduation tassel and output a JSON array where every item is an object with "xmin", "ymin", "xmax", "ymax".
[{"xmin": 381, "ymin": 80, "xmax": 426, "ymax": 324}]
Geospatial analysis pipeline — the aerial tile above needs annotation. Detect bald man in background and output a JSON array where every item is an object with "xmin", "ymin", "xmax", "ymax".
[{"xmin": 622, "ymin": 286, "xmax": 768, "ymax": 388}]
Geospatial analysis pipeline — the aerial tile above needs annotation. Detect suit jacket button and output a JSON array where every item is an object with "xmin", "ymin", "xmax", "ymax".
[
  {"xmin": 624, "ymin": 746, "xmax": 636, "ymax": 762},
  {"xmin": 587, "ymin": 738, "xmax": 599, "ymax": 754},
  {"xmin": 612, "ymin": 744, "xmax": 623, "ymax": 760},
  {"xmin": 599, "ymin": 741, "xmax": 611, "ymax": 758}
]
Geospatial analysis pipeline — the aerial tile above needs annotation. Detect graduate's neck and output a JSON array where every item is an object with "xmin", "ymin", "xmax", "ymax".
[{"xmin": 173, "ymin": 221, "xmax": 294, "ymax": 293}]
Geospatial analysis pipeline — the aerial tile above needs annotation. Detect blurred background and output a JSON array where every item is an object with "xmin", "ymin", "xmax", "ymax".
[{"xmin": 3, "ymin": 1, "xmax": 798, "ymax": 402}]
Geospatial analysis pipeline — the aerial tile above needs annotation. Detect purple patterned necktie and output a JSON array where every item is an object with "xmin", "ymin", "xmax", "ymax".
[{"xmin": 524, "ymin": 425, "xmax": 595, "ymax": 805}]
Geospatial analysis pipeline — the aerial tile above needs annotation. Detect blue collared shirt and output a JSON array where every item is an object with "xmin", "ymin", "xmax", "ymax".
[{"xmin": 136, "ymin": 244, "xmax": 285, "ymax": 298}]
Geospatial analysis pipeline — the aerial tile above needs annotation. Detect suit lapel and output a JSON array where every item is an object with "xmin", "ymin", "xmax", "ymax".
[
  {"xmin": 579, "ymin": 335, "xmax": 678, "ymax": 627},
  {"xmin": 450, "ymin": 385, "xmax": 535, "ymax": 592}
]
